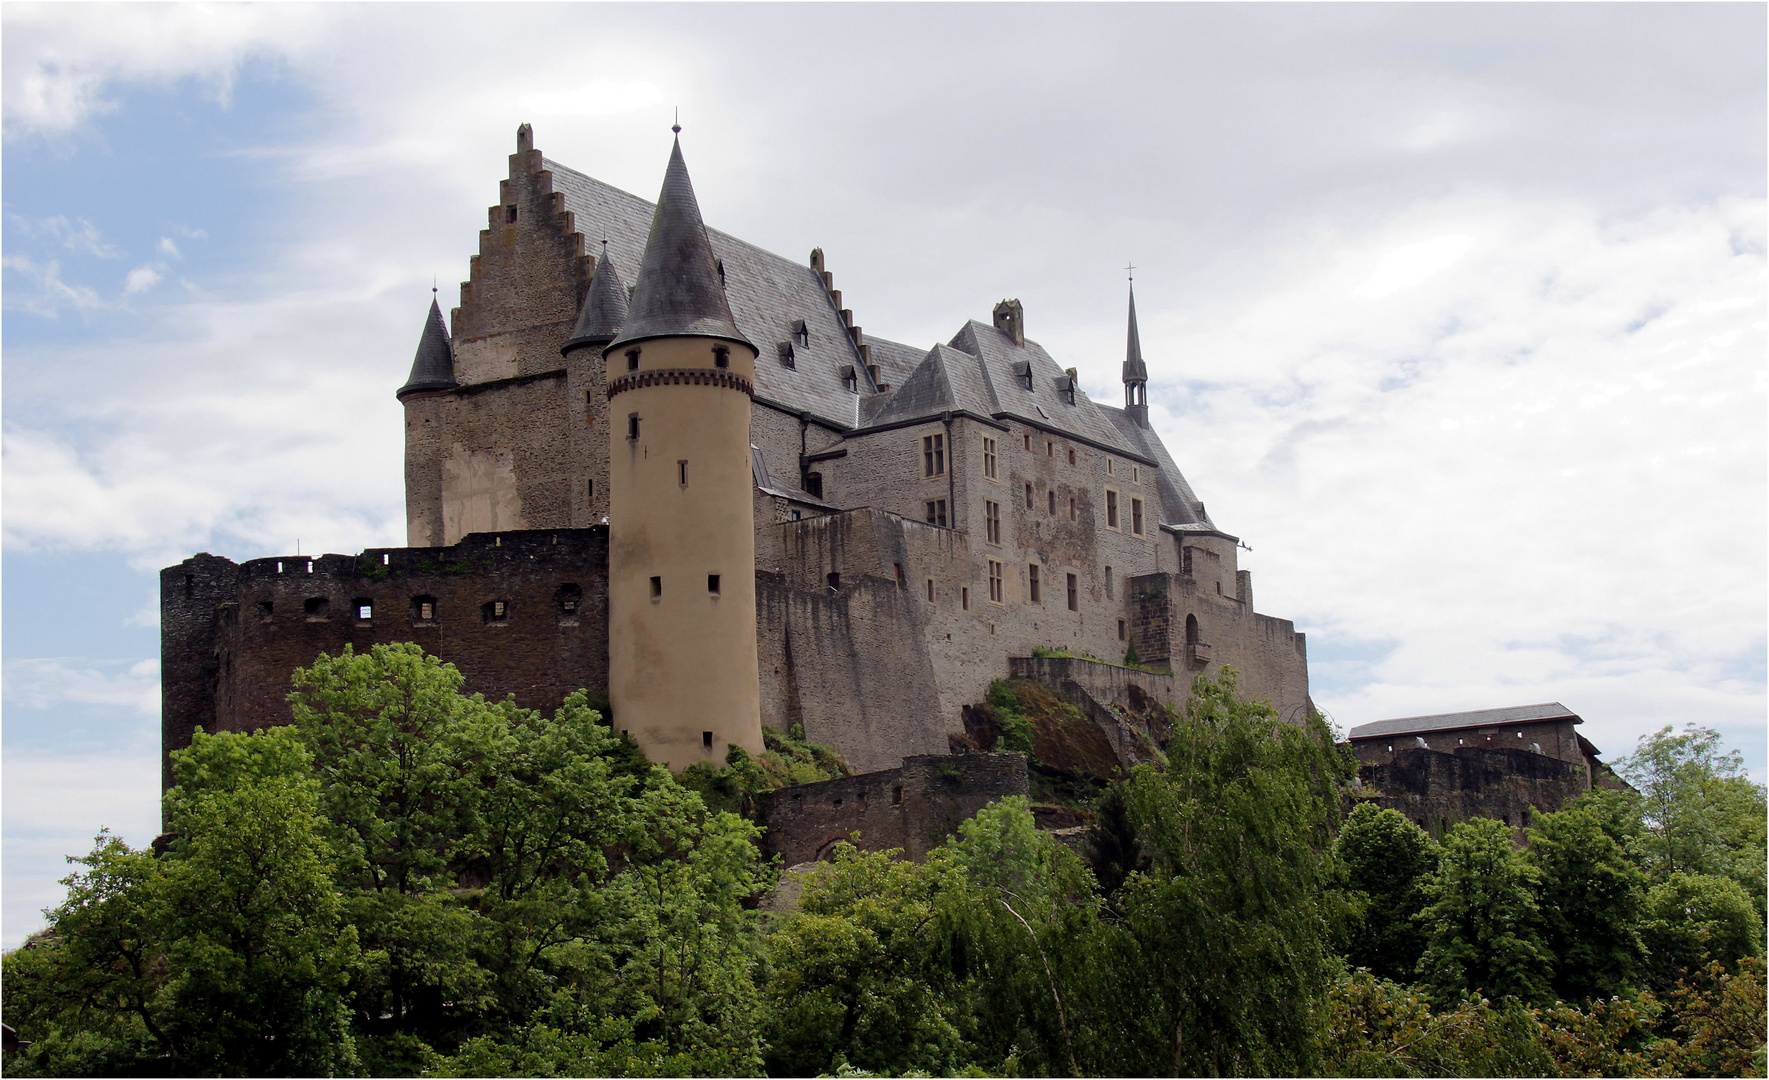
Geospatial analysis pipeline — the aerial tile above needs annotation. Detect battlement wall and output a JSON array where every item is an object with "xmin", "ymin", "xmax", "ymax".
[
  {"xmin": 758, "ymin": 752, "xmax": 1028, "ymax": 864},
  {"xmin": 161, "ymin": 529, "xmax": 609, "ymax": 791}
]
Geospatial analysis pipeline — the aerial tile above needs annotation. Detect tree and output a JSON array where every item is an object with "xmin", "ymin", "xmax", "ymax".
[
  {"xmin": 1638, "ymin": 872, "xmax": 1764, "ymax": 992},
  {"xmin": 1614, "ymin": 724, "xmax": 1767, "ymax": 918},
  {"xmin": 1336, "ymin": 802, "xmax": 1440, "ymax": 982},
  {"xmin": 1417, "ymin": 817, "xmax": 1555, "ymax": 1007},
  {"xmin": 1524, "ymin": 805, "xmax": 1646, "ymax": 1002},
  {"xmin": 1069, "ymin": 669, "xmax": 1353, "ymax": 1077}
]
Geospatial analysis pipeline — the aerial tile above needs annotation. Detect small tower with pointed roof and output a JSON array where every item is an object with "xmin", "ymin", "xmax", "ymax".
[
  {"xmin": 397, "ymin": 296, "xmax": 458, "ymax": 545},
  {"xmin": 1123, "ymin": 282, "xmax": 1150, "ymax": 428},
  {"xmin": 604, "ymin": 132, "xmax": 764, "ymax": 768}
]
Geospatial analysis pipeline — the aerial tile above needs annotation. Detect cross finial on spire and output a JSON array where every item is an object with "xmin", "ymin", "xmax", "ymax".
[
  {"xmin": 1125, "ymin": 262, "xmax": 1136, "ymax": 282},
  {"xmin": 672, "ymin": 107, "xmax": 681, "ymax": 135}
]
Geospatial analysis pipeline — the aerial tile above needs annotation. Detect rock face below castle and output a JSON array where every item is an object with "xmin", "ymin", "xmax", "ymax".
[{"xmin": 161, "ymin": 126, "xmax": 1312, "ymax": 788}]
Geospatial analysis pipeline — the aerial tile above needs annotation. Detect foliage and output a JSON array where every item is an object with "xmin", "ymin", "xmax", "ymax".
[
  {"xmin": 1525, "ymin": 804, "xmax": 1647, "ymax": 1002},
  {"xmin": 1417, "ymin": 818, "xmax": 1555, "ymax": 1008},
  {"xmin": 1639, "ymin": 872, "xmax": 1765, "ymax": 993},
  {"xmin": 678, "ymin": 725, "xmax": 848, "ymax": 819},
  {"xmin": 1614, "ymin": 724, "xmax": 1768, "ymax": 918},
  {"xmin": 1336, "ymin": 803, "xmax": 1439, "ymax": 983},
  {"xmin": 1069, "ymin": 668, "xmax": 1353, "ymax": 1076}
]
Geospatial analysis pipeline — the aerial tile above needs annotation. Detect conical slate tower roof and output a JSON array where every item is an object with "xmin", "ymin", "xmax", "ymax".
[
  {"xmin": 607, "ymin": 136, "xmax": 752, "ymax": 352},
  {"xmin": 1122, "ymin": 282, "xmax": 1148, "ymax": 385},
  {"xmin": 397, "ymin": 297, "xmax": 456, "ymax": 399},
  {"xmin": 561, "ymin": 242, "xmax": 629, "ymax": 354}
]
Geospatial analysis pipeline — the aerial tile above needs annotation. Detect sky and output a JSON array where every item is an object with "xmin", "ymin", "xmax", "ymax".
[{"xmin": 3, "ymin": 3, "xmax": 1763, "ymax": 948}]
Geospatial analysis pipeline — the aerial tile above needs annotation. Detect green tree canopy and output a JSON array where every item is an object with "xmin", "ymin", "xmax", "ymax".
[
  {"xmin": 1417, "ymin": 817, "xmax": 1555, "ymax": 1008},
  {"xmin": 1524, "ymin": 804, "xmax": 1646, "ymax": 1002},
  {"xmin": 1336, "ymin": 802, "xmax": 1440, "ymax": 983}
]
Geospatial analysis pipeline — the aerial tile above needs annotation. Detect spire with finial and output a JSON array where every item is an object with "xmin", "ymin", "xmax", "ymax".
[
  {"xmin": 606, "ymin": 129, "xmax": 751, "ymax": 352},
  {"xmin": 561, "ymin": 238, "xmax": 629, "ymax": 354},
  {"xmin": 397, "ymin": 292, "xmax": 456, "ymax": 399},
  {"xmin": 1123, "ymin": 270, "xmax": 1149, "ymax": 426}
]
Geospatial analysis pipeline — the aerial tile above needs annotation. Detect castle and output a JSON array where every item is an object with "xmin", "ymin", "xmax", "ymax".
[{"xmin": 160, "ymin": 125, "xmax": 1312, "ymax": 795}]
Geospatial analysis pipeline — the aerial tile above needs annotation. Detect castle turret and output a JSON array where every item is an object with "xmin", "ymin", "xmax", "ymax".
[
  {"xmin": 399, "ymin": 296, "xmax": 457, "ymax": 545},
  {"xmin": 561, "ymin": 241, "xmax": 629, "ymax": 356},
  {"xmin": 1123, "ymin": 282, "xmax": 1149, "ymax": 427},
  {"xmin": 604, "ymin": 133, "xmax": 763, "ymax": 768}
]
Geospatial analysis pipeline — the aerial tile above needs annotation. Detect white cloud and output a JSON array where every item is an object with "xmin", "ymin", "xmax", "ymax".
[
  {"xmin": 156, "ymin": 236, "xmax": 180, "ymax": 259},
  {"xmin": 123, "ymin": 263, "xmax": 163, "ymax": 293},
  {"xmin": 3, "ymin": 751, "xmax": 162, "ymax": 948},
  {"xmin": 2, "ymin": 657, "xmax": 161, "ymax": 714},
  {"xmin": 1354, "ymin": 233, "xmax": 1476, "ymax": 298},
  {"xmin": 517, "ymin": 79, "xmax": 666, "ymax": 118},
  {"xmin": 1, "ymin": 3, "xmax": 336, "ymax": 138},
  {"xmin": 1, "ymin": 254, "xmax": 103, "ymax": 315}
]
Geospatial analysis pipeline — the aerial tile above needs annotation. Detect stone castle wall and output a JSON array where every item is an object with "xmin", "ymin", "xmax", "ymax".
[
  {"xmin": 758, "ymin": 753, "xmax": 1029, "ymax": 864},
  {"xmin": 1356, "ymin": 745, "xmax": 1595, "ymax": 837},
  {"xmin": 161, "ymin": 529, "xmax": 610, "ymax": 789}
]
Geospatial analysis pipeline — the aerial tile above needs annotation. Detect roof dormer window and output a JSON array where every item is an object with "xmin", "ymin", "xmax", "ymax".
[
  {"xmin": 791, "ymin": 319, "xmax": 809, "ymax": 346},
  {"xmin": 777, "ymin": 341, "xmax": 796, "ymax": 368},
  {"xmin": 1012, "ymin": 360, "xmax": 1033, "ymax": 391},
  {"xmin": 840, "ymin": 365, "xmax": 858, "ymax": 393}
]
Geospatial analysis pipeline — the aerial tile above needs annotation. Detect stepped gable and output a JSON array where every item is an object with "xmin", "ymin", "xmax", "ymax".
[
  {"xmin": 948, "ymin": 319, "xmax": 1149, "ymax": 461},
  {"xmin": 543, "ymin": 158, "xmax": 872, "ymax": 427},
  {"xmin": 397, "ymin": 298, "xmax": 457, "ymax": 398},
  {"xmin": 1099, "ymin": 405, "xmax": 1209, "ymax": 528},
  {"xmin": 561, "ymin": 242, "xmax": 629, "ymax": 352}
]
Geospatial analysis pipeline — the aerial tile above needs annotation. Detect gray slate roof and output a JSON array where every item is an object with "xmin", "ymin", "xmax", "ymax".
[
  {"xmin": 1124, "ymin": 283, "xmax": 1148, "ymax": 384},
  {"xmin": 1348, "ymin": 703, "xmax": 1581, "ymax": 741},
  {"xmin": 609, "ymin": 138, "xmax": 750, "ymax": 351},
  {"xmin": 546, "ymin": 158, "xmax": 870, "ymax": 428},
  {"xmin": 1100, "ymin": 405, "xmax": 1209, "ymax": 528},
  {"xmin": 562, "ymin": 242, "xmax": 628, "ymax": 353},
  {"xmin": 398, "ymin": 298, "xmax": 456, "ymax": 398}
]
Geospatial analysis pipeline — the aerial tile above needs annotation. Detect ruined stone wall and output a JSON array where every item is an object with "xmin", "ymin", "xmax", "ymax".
[
  {"xmin": 758, "ymin": 753, "xmax": 1028, "ymax": 864},
  {"xmin": 1351, "ymin": 719, "xmax": 1587, "ymax": 770},
  {"xmin": 162, "ymin": 530, "xmax": 609, "ymax": 790},
  {"xmin": 1357, "ymin": 745, "xmax": 1594, "ymax": 838}
]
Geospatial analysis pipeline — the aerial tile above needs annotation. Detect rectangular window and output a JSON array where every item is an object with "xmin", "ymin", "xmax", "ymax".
[
  {"xmin": 1046, "ymin": 440, "xmax": 1054, "ymax": 458},
  {"xmin": 984, "ymin": 500, "xmax": 1001, "ymax": 545},
  {"xmin": 628, "ymin": 413, "xmax": 640, "ymax": 440},
  {"xmin": 1132, "ymin": 465, "xmax": 1140, "ymax": 483},
  {"xmin": 962, "ymin": 586, "xmax": 970, "ymax": 611},
  {"xmin": 924, "ymin": 499, "xmax": 948, "ymax": 527},
  {"xmin": 1066, "ymin": 572, "xmax": 1078, "ymax": 611},
  {"xmin": 1118, "ymin": 618, "xmax": 1127, "ymax": 641},
  {"xmin": 1023, "ymin": 433, "xmax": 1032, "ymax": 451},
  {"xmin": 708, "ymin": 574, "xmax": 721, "ymax": 594},
  {"xmin": 1106, "ymin": 489, "xmax": 1120, "ymax": 528},
  {"xmin": 982, "ymin": 437, "xmax": 997, "ymax": 479},
  {"xmin": 1131, "ymin": 497, "xmax": 1145, "ymax": 536},
  {"xmin": 1025, "ymin": 482, "xmax": 1034, "ymax": 510},
  {"xmin": 988, "ymin": 560, "xmax": 1004, "ymax": 604},
  {"xmin": 678, "ymin": 460, "xmax": 688, "ymax": 486},
  {"xmin": 1047, "ymin": 490, "xmax": 1056, "ymax": 516},
  {"xmin": 1105, "ymin": 566, "xmax": 1114, "ymax": 598},
  {"xmin": 923, "ymin": 433, "xmax": 946, "ymax": 477},
  {"xmin": 1107, "ymin": 458, "xmax": 1115, "ymax": 476},
  {"xmin": 926, "ymin": 578, "xmax": 935, "ymax": 602},
  {"xmin": 702, "ymin": 730, "xmax": 714, "ymax": 749},
  {"xmin": 1067, "ymin": 447, "xmax": 1076, "ymax": 465},
  {"xmin": 626, "ymin": 348, "xmax": 640, "ymax": 372},
  {"xmin": 1028, "ymin": 564, "xmax": 1041, "ymax": 604},
  {"xmin": 586, "ymin": 478, "xmax": 595, "ymax": 500},
  {"xmin": 649, "ymin": 576, "xmax": 662, "ymax": 599},
  {"xmin": 1069, "ymin": 496, "xmax": 1077, "ymax": 521}
]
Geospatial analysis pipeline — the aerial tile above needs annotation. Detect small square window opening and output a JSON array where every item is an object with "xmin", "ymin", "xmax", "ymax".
[
  {"xmin": 708, "ymin": 574, "xmax": 721, "ymax": 594},
  {"xmin": 649, "ymin": 576, "xmax": 662, "ymax": 599}
]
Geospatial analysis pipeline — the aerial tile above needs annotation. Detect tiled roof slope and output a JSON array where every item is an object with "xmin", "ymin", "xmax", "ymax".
[
  {"xmin": 398, "ymin": 298, "xmax": 457, "ymax": 398},
  {"xmin": 546, "ymin": 159, "xmax": 871, "ymax": 427},
  {"xmin": 861, "ymin": 334, "xmax": 927, "ymax": 390},
  {"xmin": 945, "ymin": 321, "xmax": 1148, "ymax": 460},
  {"xmin": 1348, "ymin": 703, "xmax": 1581, "ymax": 741},
  {"xmin": 1100, "ymin": 406, "xmax": 1208, "ymax": 528}
]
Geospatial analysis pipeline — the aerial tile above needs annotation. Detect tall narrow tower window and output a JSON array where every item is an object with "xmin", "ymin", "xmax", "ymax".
[
  {"xmin": 708, "ymin": 574, "xmax": 721, "ymax": 595},
  {"xmin": 713, "ymin": 346, "xmax": 729, "ymax": 369},
  {"xmin": 649, "ymin": 576, "xmax": 662, "ymax": 600},
  {"xmin": 678, "ymin": 460, "xmax": 689, "ymax": 486},
  {"xmin": 1066, "ymin": 573, "xmax": 1078, "ymax": 611},
  {"xmin": 1048, "ymin": 490, "xmax": 1056, "ymax": 516},
  {"xmin": 626, "ymin": 348, "xmax": 641, "ymax": 371},
  {"xmin": 1025, "ymin": 482, "xmax": 1034, "ymax": 510},
  {"xmin": 628, "ymin": 413, "xmax": 641, "ymax": 440},
  {"xmin": 1028, "ymin": 564, "xmax": 1042, "ymax": 604},
  {"xmin": 982, "ymin": 437, "xmax": 997, "ymax": 479}
]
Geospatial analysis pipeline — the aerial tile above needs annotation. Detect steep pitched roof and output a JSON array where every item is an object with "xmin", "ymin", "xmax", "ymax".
[
  {"xmin": 1099, "ymin": 405, "xmax": 1209, "ymax": 527},
  {"xmin": 561, "ymin": 241, "xmax": 629, "ymax": 353},
  {"xmin": 1348, "ymin": 703, "xmax": 1581, "ymax": 741},
  {"xmin": 545, "ymin": 159, "xmax": 871, "ymax": 428},
  {"xmin": 609, "ymin": 138, "xmax": 751, "ymax": 350},
  {"xmin": 397, "ymin": 297, "xmax": 456, "ymax": 399},
  {"xmin": 1124, "ymin": 283, "xmax": 1148, "ymax": 384},
  {"xmin": 947, "ymin": 320, "xmax": 1148, "ymax": 460}
]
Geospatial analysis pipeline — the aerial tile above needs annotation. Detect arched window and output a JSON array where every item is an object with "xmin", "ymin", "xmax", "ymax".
[{"xmin": 1185, "ymin": 613, "xmax": 1201, "ymax": 645}]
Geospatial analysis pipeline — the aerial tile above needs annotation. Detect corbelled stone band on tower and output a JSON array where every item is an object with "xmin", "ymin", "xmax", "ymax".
[{"xmin": 604, "ymin": 135, "xmax": 764, "ymax": 768}]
